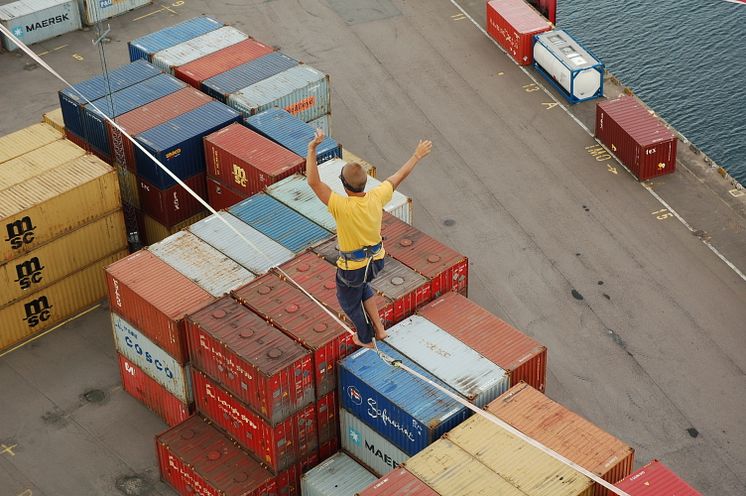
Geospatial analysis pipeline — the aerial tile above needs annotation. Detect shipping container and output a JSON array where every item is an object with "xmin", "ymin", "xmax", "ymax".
[
  {"xmin": 596, "ymin": 96, "xmax": 677, "ymax": 181},
  {"xmin": 141, "ymin": 210, "xmax": 208, "ymax": 246},
  {"xmin": 341, "ymin": 409, "xmax": 409, "ymax": 477},
  {"xmin": 1, "ymin": 155, "xmax": 120, "ymax": 262},
  {"xmin": 301, "ymin": 452, "xmax": 377, "ymax": 496},
  {"xmin": 246, "ymin": 108, "xmax": 342, "ymax": 164},
  {"xmin": 116, "ymin": 163, "xmax": 140, "ymax": 208},
  {"xmin": 615, "ymin": 460, "xmax": 702, "ymax": 496},
  {"xmin": 135, "ymin": 101, "xmax": 241, "ymax": 189},
  {"xmin": 487, "ymin": 382, "xmax": 635, "ymax": 496},
  {"xmin": 381, "ymin": 212, "xmax": 468, "ymax": 296},
  {"xmin": 338, "ymin": 342, "xmax": 468, "ymax": 456},
  {"xmin": 341, "ymin": 148, "xmax": 377, "ymax": 178},
  {"xmin": 418, "ymin": 292, "xmax": 547, "ymax": 392},
  {"xmin": 446, "ymin": 414, "xmax": 594, "ymax": 496},
  {"xmin": 202, "ymin": 51, "xmax": 299, "ymax": 102},
  {"xmin": 206, "ymin": 177, "xmax": 247, "ymax": 210},
  {"xmin": 228, "ymin": 194, "xmax": 332, "ymax": 253},
  {"xmin": 149, "ymin": 231, "xmax": 255, "ymax": 298},
  {"xmin": 112, "ymin": 313, "xmax": 192, "ymax": 404},
  {"xmin": 0, "ymin": 252, "xmax": 125, "ymax": 352},
  {"xmin": 137, "ymin": 172, "xmax": 207, "ymax": 227},
  {"xmin": 0, "ymin": 139, "xmax": 86, "ymax": 190},
  {"xmin": 316, "ymin": 390, "xmax": 339, "ymax": 459},
  {"xmin": 486, "ymin": 0, "xmax": 552, "ymax": 66},
  {"xmin": 308, "ymin": 113, "xmax": 331, "ymax": 137},
  {"xmin": 105, "ymin": 250, "xmax": 214, "ymax": 363},
  {"xmin": 174, "ymin": 38, "xmax": 274, "ymax": 88},
  {"xmin": 356, "ymin": 468, "xmax": 438, "ymax": 496},
  {"xmin": 128, "ymin": 16, "xmax": 223, "ymax": 62},
  {"xmin": 156, "ymin": 415, "xmax": 277, "ymax": 496},
  {"xmin": 318, "ymin": 158, "xmax": 413, "ymax": 224},
  {"xmin": 192, "ymin": 368, "xmax": 318, "ymax": 473},
  {"xmin": 232, "ymin": 273, "xmax": 355, "ymax": 398},
  {"xmin": 0, "ymin": 123, "xmax": 61, "ymax": 165},
  {"xmin": 186, "ymin": 295, "xmax": 315, "ymax": 423},
  {"xmin": 77, "ymin": 0, "xmax": 150, "ymax": 26},
  {"xmin": 204, "ymin": 122, "xmax": 305, "ymax": 197},
  {"xmin": 151, "ymin": 26, "xmax": 248, "ymax": 74},
  {"xmin": 188, "ymin": 212, "xmax": 294, "ymax": 275},
  {"xmin": 1, "ymin": 211, "xmax": 126, "ymax": 305},
  {"xmin": 266, "ymin": 174, "xmax": 337, "ymax": 232},
  {"xmin": 0, "ymin": 0, "xmax": 81, "ymax": 51},
  {"xmin": 228, "ymin": 65, "xmax": 330, "ymax": 123},
  {"xmin": 110, "ymin": 86, "xmax": 213, "ymax": 171},
  {"xmin": 533, "ymin": 30, "xmax": 604, "ymax": 103},
  {"xmin": 42, "ymin": 108, "xmax": 65, "ymax": 132}
]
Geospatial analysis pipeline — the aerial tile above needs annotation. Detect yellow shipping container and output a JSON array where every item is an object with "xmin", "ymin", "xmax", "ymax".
[
  {"xmin": 342, "ymin": 148, "xmax": 377, "ymax": 178},
  {"xmin": 404, "ymin": 439, "xmax": 525, "ymax": 496},
  {"xmin": 1, "ymin": 155, "xmax": 121, "ymax": 262},
  {"xmin": 0, "ymin": 210, "xmax": 127, "ymax": 305},
  {"xmin": 0, "ymin": 251, "xmax": 127, "ymax": 352},
  {"xmin": 0, "ymin": 140, "xmax": 87, "ymax": 190},
  {"xmin": 445, "ymin": 415, "xmax": 594, "ymax": 496},
  {"xmin": 142, "ymin": 210, "xmax": 208, "ymax": 245},
  {"xmin": 42, "ymin": 108, "xmax": 66, "ymax": 133},
  {"xmin": 116, "ymin": 164, "xmax": 140, "ymax": 209},
  {"xmin": 0, "ymin": 123, "xmax": 62, "ymax": 165}
]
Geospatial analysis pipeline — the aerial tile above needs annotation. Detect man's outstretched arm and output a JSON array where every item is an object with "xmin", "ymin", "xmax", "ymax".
[
  {"xmin": 386, "ymin": 140, "xmax": 432, "ymax": 190},
  {"xmin": 306, "ymin": 129, "xmax": 332, "ymax": 205}
]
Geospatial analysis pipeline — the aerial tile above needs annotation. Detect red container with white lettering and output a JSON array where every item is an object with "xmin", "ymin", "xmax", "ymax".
[
  {"xmin": 137, "ymin": 172, "xmax": 207, "ymax": 227},
  {"xmin": 156, "ymin": 415, "xmax": 277, "ymax": 496},
  {"xmin": 206, "ymin": 177, "xmax": 248, "ymax": 210},
  {"xmin": 186, "ymin": 296, "xmax": 315, "ymax": 424},
  {"xmin": 381, "ymin": 213, "xmax": 468, "ymax": 297},
  {"xmin": 118, "ymin": 354, "xmax": 191, "ymax": 426},
  {"xmin": 358, "ymin": 468, "xmax": 439, "ymax": 496},
  {"xmin": 486, "ymin": 0, "xmax": 553, "ymax": 66},
  {"xmin": 175, "ymin": 38, "xmax": 274, "ymax": 89},
  {"xmin": 204, "ymin": 123, "xmax": 305, "ymax": 197},
  {"xmin": 316, "ymin": 390, "xmax": 340, "ymax": 461},
  {"xmin": 233, "ymin": 273, "xmax": 356, "ymax": 399},
  {"xmin": 105, "ymin": 250, "xmax": 214, "ymax": 363},
  {"xmin": 191, "ymin": 368, "xmax": 318, "ymax": 473},
  {"xmin": 615, "ymin": 460, "xmax": 702, "ymax": 496}
]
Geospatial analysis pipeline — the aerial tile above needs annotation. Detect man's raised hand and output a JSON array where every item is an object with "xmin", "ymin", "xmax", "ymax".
[
  {"xmin": 414, "ymin": 139, "xmax": 433, "ymax": 160},
  {"xmin": 309, "ymin": 128, "xmax": 325, "ymax": 148}
]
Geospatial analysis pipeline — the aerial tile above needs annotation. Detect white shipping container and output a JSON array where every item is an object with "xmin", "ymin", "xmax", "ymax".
[
  {"xmin": 340, "ymin": 409, "xmax": 409, "ymax": 477},
  {"xmin": 77, "ymin": 0, "xmax": 151, "ymax": 26},
  {"xmin": 0, "ymin": 0, "xmax": 81, "ymax": 51},
  {"xmin": 533, "ymin": 30, "xmax": 603, "ymax": 103},
  {"xmin": 151, "ymin": 26, "xmax": 248, "ymax": 73},
  {"xmin": 300, "ymin": 451, "xmax": 376, "ymax": 496}
]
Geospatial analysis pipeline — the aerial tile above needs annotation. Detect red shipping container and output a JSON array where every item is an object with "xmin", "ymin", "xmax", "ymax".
[
  {"xmin": 137, "ymin": 172, "xmax": 208, "ymax": 227},
  {"xmin": 191, "ymin": 368, "xmax": 318, "ymax": 473},
  {"xmin": 278, "ymin": 251, "xmax": 395, "ymax": 327},
  {"xmin": 417, "ymin": 292, "xmax": 547, "ymax": 392},
  {"xmin": 274, "ymin": 455, "xmax": 320, "ymax": 496},
  {"xmin": 156, "ymin": 415, "xmax": 277, "ymax": 496},
  {"xmin": 530, "ymin": 0, "xmax": 557, "ymax": 24},
  {"xmin": 105, "ymin": 250, "xmax": 214, "ymax": 363},
  {"xmin": 315, "ymin": 390, "xmax": 339, "ymax": 458},
  {"xmin": 174, "ymin": 38, "xmax": 275, "ymax": 88},
  {"xmin": 186, "ymin": 296, "xmax": 315, "ymax": 424},
  {"xmin": 204, "ymin": 123, "xmax": 305, "ymax": 197},
  {"xmin": 381, "ymin": 212, "xmax": 468, "ymax": 297},
  {"xmin": 358, "ymin": 468, "xmax": 439, "ymax": 496},
  {"xmin": 207, "ymin": 176, "xmax": 249, "ymax": 210},
  {"xmin": 118, "ymin": 354, "xmax": 191, "ymax": 426},
  {"xmin": 64, "ymin": 129, "xmax": 91, "ymax": 153},
  {"xmin": 596, "ymin": 96, "xmax": 677, "ymax": 181},
  {"xmin": 486, "ymin": 0, "xmax": 552, "ymax": 66},
  {"xmin": 615, "ymin": 460, "xmax": 702, "ymax": 496}
]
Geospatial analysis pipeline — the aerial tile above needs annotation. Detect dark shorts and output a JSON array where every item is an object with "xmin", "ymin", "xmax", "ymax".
[{"xmin": 336, "ymin": 258, "xmax": 385, "ymax": 344}]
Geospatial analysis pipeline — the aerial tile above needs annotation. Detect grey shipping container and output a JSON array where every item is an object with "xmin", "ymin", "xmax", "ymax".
[{"xmin": 0, "ymin": 0, "xmax": 81, "ymax": 51}]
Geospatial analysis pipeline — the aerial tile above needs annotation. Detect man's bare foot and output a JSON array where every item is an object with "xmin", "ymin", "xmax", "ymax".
[{"xmin": 352, "ymin": 334, "xmax": 375, "ymax": 349}]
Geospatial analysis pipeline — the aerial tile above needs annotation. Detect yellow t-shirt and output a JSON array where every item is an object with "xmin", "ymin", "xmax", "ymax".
[{"xmin": 328, "ymin": 180, "xmax": 394, "ymax": 270}]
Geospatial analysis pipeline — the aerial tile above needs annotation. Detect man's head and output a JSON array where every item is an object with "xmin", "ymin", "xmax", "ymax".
[{"xmin": 340, "ymin": 162, "xmax": 367, "ymax": 194}]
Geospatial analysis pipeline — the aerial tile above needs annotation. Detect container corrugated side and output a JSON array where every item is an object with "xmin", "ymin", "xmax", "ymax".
[
  {"xmin": 487, "ymin": 382, "xmax": 635, "ymax": 496},
  {"xmin": 141, "ymin": 210, "xmax": 208, "ymax": 246},
  {"xmin": 1, "ymin": 210, "xmax": 127, "ymax": 305},
  {"xmin": 0, "ymin": 252, "xmax": 126, "ymax": 352},
  {"xmin": 1, "ymin": 156, "xmax": 121, "ymax": 262},
  {"xmin": 202, "ymin": 51, "xmax": 299, "ymax": 101},
  {"xmin": 206, "ymin": 177, "xmax": 247, "ymax": 211},
  {"xmin": 338, "ymin": 342, "xmax": 468, "ymax": 456},
  {"xmin": 151, "ymin": 26, "xmax": 248, "ymax": 73},
  {"xmin": 486, "ymin": 0, "xmax": 552, "ymax": 66},
  {"xmin": 0, "ymin": 0, "xmax": 81, "ymax": 51},
  {"xmin": 446, "ymin": 414, "xmax": 594, "ymax": 496},
  {"xmin": 615, "ymin": 460, "xmax": 702, "ymax": 496},
  {"xmin": 301, "ymin": 452, "xmax": 377, "ymax": 496},
  {"xmin": 418, "ymin": 292, "xmax": 547, "ymax": 392},
  {"xmin": 149, "ymin": 231, "xmax": 255, "ymax": 298},
  {"xmin": 112, "ymin": 313, "xmax": 192, "ymax": 404},
  {"xmin": 128, "ymin": 16, "xmax": 223, "ymax": 62},
  {"xmin": 0, "ymin": 123, "xmax": 61, "ymax": 165},
  {"xmin": 356, "ymin": 468, "xmax": 438, "ymax": 496},
  {"xmin": 316, "ymin": 390, "xmax": 339, "ymax": 459},
  {"xmin": 266, "ymin": 174, "xmax": 336, "ymax": 231},
  {"xmin": 174, "ymin": 38, "xmax": 274, "ymax": 88},
  {"xmin": 318, "ymin": 158, "xmax": 412, "ymax": 224},
  {"xmin": 78, "ymin": 0, "xmax": 150, "ymax": 26},
  {"xmin": 341, "ymin": 408, "xmax": 409, "ymax": 477},
  {"xmin": 136, "ymin": 172, "xmax": 207, "ymax": 227},
  {"xmin": 187, "ymin": 212, "xmax": 294, "ymax": 275},
  {"xmin": 42, "ymin": 108, "xmax": 65, "ymax": 132},
  {"xmin": 386, "ymin": 316, "xmax": 509, "ymax": 408},
  {"xmin": 0, "ymin": 139, "xmax": 86, "ymax": 190},
  {"xmin": 308, "ymin": 113, "xmax": 331, "ymax": 137}
]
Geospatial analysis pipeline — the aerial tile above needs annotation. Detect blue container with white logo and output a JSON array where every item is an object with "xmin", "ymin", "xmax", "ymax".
[
  {"xmin": 228, "ymin": 194, "xmax": 332, "ymax": 254},
  {"xmin": 81, "ymin": 73, "xmax": 186, "ymax": 159},
  {"xmin": 127, "ymin": 16, "xmax": 223, "ymax": 62},
  {"xmin": 202, "ymin": 51, "xmax": 299, "ymax": 102},
  {"xmin": 58, "ymin": 59, "xmax": 161, "ymax": 138},
  {"xmin": 246, "ymin": 108, "xmax": 341, "ymax": 164},
  {"xmin": 135, "ymin": 101, "xmax": 241, "ymax": 189},
  {"xmin": 338, "ymin": 342, "xmax": 468, "ymax": 457}
]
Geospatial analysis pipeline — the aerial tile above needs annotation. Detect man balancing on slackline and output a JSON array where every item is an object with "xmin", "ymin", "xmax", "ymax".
[{"xmin": 306, "ymin": 130, "xmax": 432, "ymax": 349}]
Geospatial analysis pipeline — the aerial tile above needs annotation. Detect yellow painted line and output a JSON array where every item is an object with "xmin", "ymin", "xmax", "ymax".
[
  {"xmin": 1, "ymin": 443, "xmax": 18, "ymax": 456},
  {"xmin": 37, "ymin": 50, "xmax": 50, "ymax": 57},
  {"xmin": 52, "ymin": 44, "xmax": 68, "ymax": 52},
  {"xmin": 133, "ymin": 7, "xmax": 164, "ymax": 22},
  {"xmin": 163, "ymin": 5, "xmax": 177, "ymax": 14},
  {"xmin": 0, "ymin": 304, "xmax": 102, "ymax": 359}
]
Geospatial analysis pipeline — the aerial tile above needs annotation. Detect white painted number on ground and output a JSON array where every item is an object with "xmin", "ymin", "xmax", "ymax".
[
  {"xmin": 72, "ymin": 53, "xmax": 84, "ymax": 61},
  {"xmin": 451, "ymin": 13, "xmax": 466, "ymax": 21},
  {"xmin": 523, "ymin": 83, "xmax": 540, "ymax": 92},
  {"xmin": 652, "ymin": 208, "xmax": 673, "ymax": 220}
]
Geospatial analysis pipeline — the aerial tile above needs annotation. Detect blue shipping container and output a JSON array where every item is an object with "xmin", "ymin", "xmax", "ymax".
[
  {"xmin": 338, "ymin": 342, "xmax": 469, "ymax": 457},
  {"xmin": 228, "ymin": 193, "xmax": 332, "ymax": 253},
  {"xmin": 81, "ymin": 74, "xmax": 186, "ymax": 159},
  {"xmin": 127, "ymin": 16, "xmax": 224, "ymax": 62},
  {"xmin": 59, "ymin": 60, "xmax": 161, "ymax": 138},
  {"xmin": 135, "ymin": 101, "xmax": 242, "ymax": 189},
  {"xmin": 202, "ymin": 52, "xmax": 299, "ymax": 102},
  {"xmin": 246, "ymin": 108, "xmax": 341, "ymax": 164}
]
